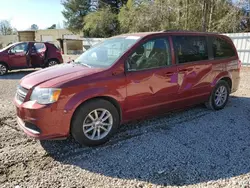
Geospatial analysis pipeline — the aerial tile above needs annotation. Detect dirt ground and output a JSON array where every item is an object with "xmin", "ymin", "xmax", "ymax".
[{"xmin": 0, "ymin": 68, "xmax": 250, "ymax": 188}]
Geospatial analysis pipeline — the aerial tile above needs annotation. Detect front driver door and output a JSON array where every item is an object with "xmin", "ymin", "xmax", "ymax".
[
  {"xmin": 8, "ymin": 43, "xmax": 28, "ymax": 68},
  {"xmin": 124, "ymin": 37, "xmax": 179, "ymax": 121}
]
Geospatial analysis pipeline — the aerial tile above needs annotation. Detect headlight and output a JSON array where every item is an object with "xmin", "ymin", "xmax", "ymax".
[{"xmin": 30, "ymin": 88, "xmax": 61, "ymax": 104}]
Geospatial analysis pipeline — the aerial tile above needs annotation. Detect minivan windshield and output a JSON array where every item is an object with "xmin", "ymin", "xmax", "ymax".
[{"xmin": 74, "ymin": 36, "xmax": 141, "ymax": 68}]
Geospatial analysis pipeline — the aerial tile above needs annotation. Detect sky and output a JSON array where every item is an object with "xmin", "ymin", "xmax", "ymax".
[{"xmin": 0, "ymin": 0, "xmax": 65, "ymax": 30}]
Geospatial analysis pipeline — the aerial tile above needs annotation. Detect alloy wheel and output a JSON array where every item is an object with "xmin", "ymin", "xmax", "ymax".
[
  {"xmin": 48, "ymin": 61, "xmax": 58, "ymax": 66},
  {"xmin": 214, "ymin": 85, "xmax": 228, "ymax": 107},
  {"xmin": 0, "ymin": 64, "xmax": 7, "ymax": 75},
  {"xmin": 82, "ymin": 108, "xmax": 113, "ymax": 141}
]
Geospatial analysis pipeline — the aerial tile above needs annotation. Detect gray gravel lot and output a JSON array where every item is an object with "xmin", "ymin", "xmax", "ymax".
[{"xmin": 0, "ymin": 68, "xmax": 250, "ymax": 188}]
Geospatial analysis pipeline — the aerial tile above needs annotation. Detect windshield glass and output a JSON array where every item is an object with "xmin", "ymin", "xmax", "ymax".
[
  {"xmin": 74, "ymin": 36, "xmax": 141, "ymax": 68},
  {"xmin": 0, "ymin": 43, "xmax": 16, "ymax": 52}
]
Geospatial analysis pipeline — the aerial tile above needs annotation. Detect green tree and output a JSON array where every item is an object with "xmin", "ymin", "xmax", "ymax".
[
  {"xmin": 0, "ymin": 20, "xmax": 15, "ymax": 35},
  {"xmin": 30, "ymin": 24, "xmax": 39, "ymax": 30},
  {"xmin": 62, "ymin": 0, "xmax": 90, "ymax": 33},
  {"xmin": 99, "ymin": 0, "xmax": 128, "ymax": 12},
  {"xmin": 83, "ymin": 6, "xmax": 118, "ymax": 37},
  {"xmin": 47, "ymin": 24, "xmax": 56, "ymax": 29},
  {"xmin": 118, "ymin": 0, "xmax": 242, "ymax": 33}
]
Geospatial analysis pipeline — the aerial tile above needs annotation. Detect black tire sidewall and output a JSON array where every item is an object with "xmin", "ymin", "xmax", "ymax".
[
  {"xmin": 47, "ymin": 59, "xmax": 58, "ymax": 67},
  {"xmin": 211, "ymin": 81, "xmax": 230, "ymax": 110},
  {"xmin": 0, "ymin": 63, "xmax": 8, "ymax": 75},
  {"xmin": 71, "ymin": 99, "xmax": 120, "ymax": 146}
]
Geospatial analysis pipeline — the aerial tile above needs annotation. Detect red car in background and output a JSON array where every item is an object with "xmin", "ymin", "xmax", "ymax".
[{"xmin": 0, "ymin": 42, "xmax": 63, "ymax": 75}]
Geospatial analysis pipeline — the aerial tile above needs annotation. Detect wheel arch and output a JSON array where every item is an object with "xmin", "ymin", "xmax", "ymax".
[
  {"xmin": 219, "ymin": 77, "xmax": 232, "ymax": 90},
  {"xmin": 70, "ymin": 96, "xmax": 123, "ymax": 127},
  {"xmin": 212, "ymin": 71, "xmax": 232, "ymax": 89},
  {"xmin": 0, "ymin": 61, "xmax": 9, "ymax": 69}
]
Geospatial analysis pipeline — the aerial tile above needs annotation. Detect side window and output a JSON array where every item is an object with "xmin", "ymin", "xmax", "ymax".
[
  {"xmin": 212, "ymin": 37, "xmax": 236, "ymax": 58},
  {"xmin": 10, "ymin": 43, "xmax": 28, "ymax": 54},
  {"xmin": 173, "ymin": 36, "xmax": 208, "ymax": 64},
  {"xmin": 127, "ymin": 38, "xmax": 171, "ymax": 71},
  {"xmin": 34, "ymin": 43, "xmax": 46, "ymax": 53}
]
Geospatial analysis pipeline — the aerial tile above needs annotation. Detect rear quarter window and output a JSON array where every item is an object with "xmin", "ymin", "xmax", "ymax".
[{"xmin": 211, "ymin": 36, "xmax": 236, "ymax": 58}]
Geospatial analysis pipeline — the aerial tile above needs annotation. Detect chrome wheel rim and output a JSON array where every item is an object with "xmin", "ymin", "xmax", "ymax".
[
  {"xmin": 0, "ymin": 65, "xmax": 7, "ymax": 75},
  {"xmin": 48, "ymin": 61, "xmax": 57, "ymax": 66},
  {"xmin": 214, "ymin": 85, "xmax": 228, "ymax": 107},
  {"xmin": 83, "ymin": 108, "xmax": 113, "ymax": 141}
]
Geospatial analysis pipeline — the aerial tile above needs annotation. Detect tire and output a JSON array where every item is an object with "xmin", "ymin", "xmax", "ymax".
[
  {"xmin": 0, "ymin": 63, "xmax": 8, "ymax": 76},
  {"xmin": 205, "ymin": 80, "xmax": 230, "ymax": 110},
  {"xmin": 47, "ymin": 59, "xmax": 58, "ymax": 67},
  {"xmin": 71, "ymin": 99, "xmax": 120, "ymax": 146}
]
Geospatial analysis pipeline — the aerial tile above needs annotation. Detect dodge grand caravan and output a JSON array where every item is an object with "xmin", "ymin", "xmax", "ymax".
[{"xmin": 14, "ymin": 31, "xmax": 241, "ymax": 146}]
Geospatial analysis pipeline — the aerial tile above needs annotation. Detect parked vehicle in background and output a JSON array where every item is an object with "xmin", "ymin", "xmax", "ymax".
[
  {"xmin": 0, "ymin": 42, "xmax": 63, "ymax": 75},
  {"xmin": 14, "ymin": 31, "xmax": 241, "ymax": 146}
]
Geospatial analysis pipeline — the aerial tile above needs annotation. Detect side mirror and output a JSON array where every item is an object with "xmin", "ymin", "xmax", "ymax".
[{"xmin": 126, "ymin": 58, "xmax": 137, "ymax": 71}]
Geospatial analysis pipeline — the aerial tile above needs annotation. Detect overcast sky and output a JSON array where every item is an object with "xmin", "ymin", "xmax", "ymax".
[{"xmin": 0, "ymin": 0, "xmax": 65, "ymax": 30}]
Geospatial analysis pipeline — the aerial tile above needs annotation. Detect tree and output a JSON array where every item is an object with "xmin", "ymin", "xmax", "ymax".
[
  {"xmin": 83, "ymin": 6, "xmax": 118, "ymax": 37},
  {"xmin": 0, "ymin": 20, "xmax": 15, "ymax": 35},
  {"xmin": 118, "ymin": 0, "xmax": 242, "ymax": 33},
  {"xmin": 30, "ymin": 24, "xmax": 39, "ymax": 30},
  {"xmin": 62, "ymin": 0, "xmax": 90, "ymax": 33},
  {"xmin": 99, "ymin": 0, "xmax": 128, "ymax": 13},
  {"xmin": 47, "ymin": 24, "xmax": 56, "ymax": 29}
]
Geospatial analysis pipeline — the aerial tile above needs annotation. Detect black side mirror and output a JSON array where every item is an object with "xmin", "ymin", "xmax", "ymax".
[{"xmin": 126, "ymin": 59, "xmax": 137, "ymax": 71}]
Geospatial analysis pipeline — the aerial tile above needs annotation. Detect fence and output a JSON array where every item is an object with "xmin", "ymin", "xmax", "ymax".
[{"xmin": 224, "ymin": 33, "xmax": 250, "ymax": 66}]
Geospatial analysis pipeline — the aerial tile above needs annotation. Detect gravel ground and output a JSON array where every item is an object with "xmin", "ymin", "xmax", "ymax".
[{"xmin": 1, "ymin": 68, "xmax": 250, "ymax": 188}]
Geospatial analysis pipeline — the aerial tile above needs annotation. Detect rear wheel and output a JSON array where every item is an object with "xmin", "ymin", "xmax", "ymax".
[
  {"xmin": 205, "ymin": 80, "xmax": 230, "ymax": 110},
  {"xmin": 47, "ymin": 59, "xmax": 58, "ymax": 67},
  {"xmin": 71, "ymin": 99, "xmax": 120, "ymax": 146},
  {"xmin": 0, "ymin": 63, "xmax": 8, "ymax": 76}
]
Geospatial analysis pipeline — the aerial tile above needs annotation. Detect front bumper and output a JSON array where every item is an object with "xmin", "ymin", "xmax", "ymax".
[{"xmin": 14, "ymin": 99, "xmax": 71, "ymax": 140}]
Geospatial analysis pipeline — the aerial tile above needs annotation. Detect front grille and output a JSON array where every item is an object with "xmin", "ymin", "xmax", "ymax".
[{"xmin": 16, "ymin": 85, "xmax": 28, "ymax": 103}]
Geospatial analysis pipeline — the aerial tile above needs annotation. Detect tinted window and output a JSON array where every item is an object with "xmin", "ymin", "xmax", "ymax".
[
  {"xmin": 173, "ymin": 36, "xmax": 208, "ymax": 64},
  {"xmin": 212, "ymin": 37, "xmax": 235, "ymax": 58},
  {"xmin": 127, "ymin": 38, "xmax": 171, "ymax": 71}
]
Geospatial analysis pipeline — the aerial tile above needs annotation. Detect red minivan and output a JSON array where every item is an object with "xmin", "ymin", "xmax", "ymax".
[
  {"xmin": 14, "ymin": 31, "xmax": 241, "ymax": 146},
  {"xmin": 0, "ymin": 42, "xmax": 63, "ymax": 75}
]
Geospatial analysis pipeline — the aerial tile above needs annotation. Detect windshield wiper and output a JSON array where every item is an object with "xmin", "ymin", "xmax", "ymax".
[
  {"xmin": 73, "ymin": 61, "xmax": 91, "ymax": 68},
  {"xmin": 81, "ymin": 63, "xmax": 91, "ymax": 68}
]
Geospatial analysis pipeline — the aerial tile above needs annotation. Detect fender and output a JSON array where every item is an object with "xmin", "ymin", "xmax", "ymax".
[
  {"xmin": 211, "ymin": 71, "xmax": 232, "ymax": 88},
  {"xmin": 64, "ymin": 86, "xmax": 124, "ymax": 114}
]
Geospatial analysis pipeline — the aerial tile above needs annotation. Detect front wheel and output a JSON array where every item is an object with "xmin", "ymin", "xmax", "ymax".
[
  {"xmin": 0, "ymin": 63, "xmax": 8, "ymax": 76},
  {"xmin": 71, "ymin": 99, "xmax": 120, "ymax": 146},
  {"xmin": 205, "ymin": 80, "xmax": 230, "ymax": 110}
]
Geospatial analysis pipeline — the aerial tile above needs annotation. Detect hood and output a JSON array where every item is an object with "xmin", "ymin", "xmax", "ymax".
[{"xmin": 20, "ymin": 63, "xmax": 104, "ymax": 89}]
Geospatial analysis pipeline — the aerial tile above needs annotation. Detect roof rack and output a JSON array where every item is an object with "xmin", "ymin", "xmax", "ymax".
[{"xmin": 160, "ymin": 30, "xmax": 219, "ymax": 34}]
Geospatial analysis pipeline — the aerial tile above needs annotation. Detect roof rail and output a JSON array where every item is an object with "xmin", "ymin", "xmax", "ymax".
[
  {"xmin": 161, "ymin": 29, "xmax": 200, "ymax": 32},
  {"xmin": 160, "ymin": 30, "xmax": 219, "ymax": 34}
]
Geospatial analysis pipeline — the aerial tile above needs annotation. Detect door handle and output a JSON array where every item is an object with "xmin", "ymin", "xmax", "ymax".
[
  {"xmin": 164, "ymin": 72, "xmax": 174, "ymax": 76},
  {"xmin": 179, "ymin": 68, "xmax": 192, "ymax": 72}
]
